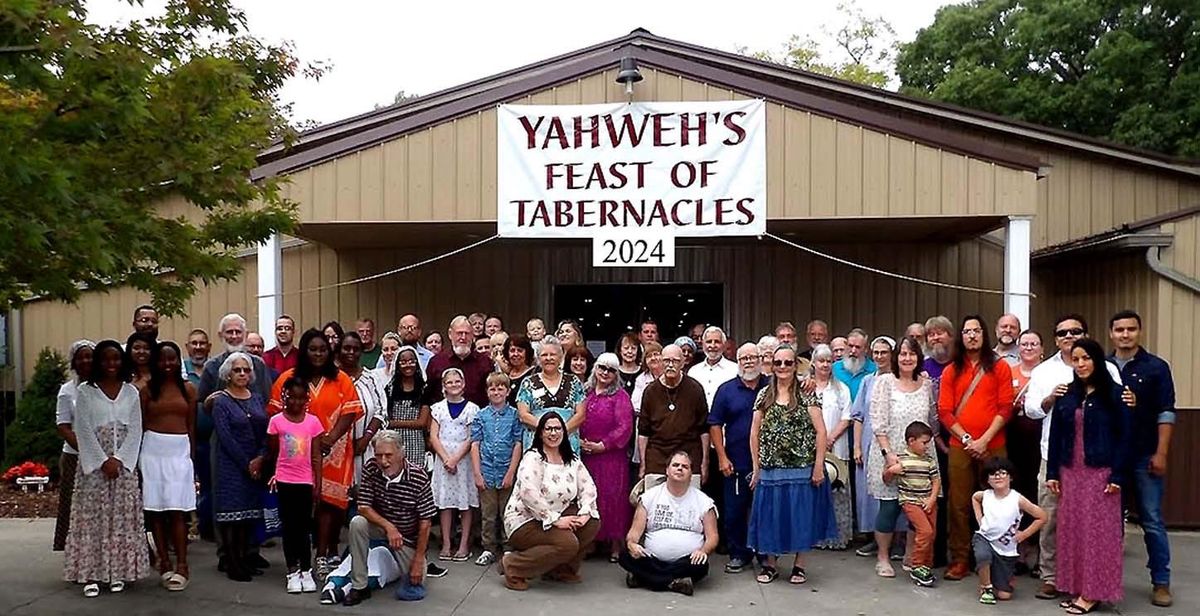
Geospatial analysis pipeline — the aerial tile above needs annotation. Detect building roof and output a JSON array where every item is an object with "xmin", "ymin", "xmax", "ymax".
[
  {"xmin": 254, "ymin": 28, "xmax": 1200, "ymax": 182},
  {"xmin": 1033, "ymin": 205, "xmax": 1200, "ymax": 260}
]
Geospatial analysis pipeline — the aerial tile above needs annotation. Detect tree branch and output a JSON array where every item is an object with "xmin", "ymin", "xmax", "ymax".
[{"xmin": 0, "ymin": 45, "xmax": 39, "ymax": 54}]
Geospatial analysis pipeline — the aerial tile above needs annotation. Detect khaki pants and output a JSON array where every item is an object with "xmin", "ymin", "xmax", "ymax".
[
  {"xmin": 505, "ymin": 507, "xmax": 599, "ymax": 579},
  {"xmin": 947, "ymin": 445, "xmax": 1007, "ymax": 566},
  {"xmin": 1036, "ymin": 458, "xmax": 1059, "ymax": 585},
  {"xmin": 479, "ymin": 486, "xmax": 514, "ymax": 554},
  {"xmin": 348, "ymin": 515, "xmax": 424, "ymax": 590}
]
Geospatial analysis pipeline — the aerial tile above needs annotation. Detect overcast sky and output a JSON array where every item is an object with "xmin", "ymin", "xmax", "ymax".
[{"xmin": 88, "ymin": 0, "xmax": 957, "ymax": 127}]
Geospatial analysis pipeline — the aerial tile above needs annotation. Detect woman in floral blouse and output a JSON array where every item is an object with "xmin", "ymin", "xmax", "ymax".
[
  {"xmin": 501, "ymin": 412, "xmax": 600, "ymax": 591},
  {"xmin": 747, "ymin": 345, "xmax": 837, "ymax": 586}
]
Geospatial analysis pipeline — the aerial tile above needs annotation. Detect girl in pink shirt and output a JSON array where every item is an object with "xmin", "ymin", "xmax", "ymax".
[{"xmin": 267, "ymin": 377, "xmax": 325, "ymax": 593}]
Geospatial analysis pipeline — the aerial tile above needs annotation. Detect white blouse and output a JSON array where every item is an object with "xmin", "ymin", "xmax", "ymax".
[
  {"xmin": 55, "ymin": 380, "xmax": 80, "ymax": 454},
  {"xmin": 818, "ymin": 379, "xmax": 853, "ymax": 459},
  {"xmin": 74, "ymin": 382, "xmax": 142, "ymax": 474},
  {"xmin": 503, "ymin": 450, "xmax": 599, "ymax": 536}
]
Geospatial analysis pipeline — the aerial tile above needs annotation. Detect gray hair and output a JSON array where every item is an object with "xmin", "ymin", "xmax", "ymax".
[
  {"xmin": 218, "ymin": 351, "xmax": 256, "ymax": 385},
  {"xmin": 538, "ymin": 335, "xmax": 562, "ymax": 354},
  {"xmin": 924, "ymin": 315, "xmax": 953, "ymax": 335},
  {"xmin": 702, "ymin": 326, "xmax": 726, "ymax": 343},
  {"xmin": 448, "ymin": 314, "xmax": 470, "ymax": 332},
  {"xmin": 846, "ymin": 328, "xmax": 868, "ymax": 341},
  {"xmin": 811, "ymin": 343, "xmax": 833, "ymax": 361},
  {"xmin": 371, "ymin": 429, "xmax": 404, "ymax": 453},
  {"xmin": 587, "ymin": 352, "xmax": 621, "ymax": 394},
  {"xmin": 757, "ymin": 335, "xmax": 779, "ymax": 351},
  {"xmin": 217, "ymin": 313, "xmax": 247, "ymax": 333}
]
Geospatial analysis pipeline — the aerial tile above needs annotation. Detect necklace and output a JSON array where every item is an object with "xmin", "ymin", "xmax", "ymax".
[{"xmin": 665, "ymin": 384, "xmax": 679, "ymax": 412}]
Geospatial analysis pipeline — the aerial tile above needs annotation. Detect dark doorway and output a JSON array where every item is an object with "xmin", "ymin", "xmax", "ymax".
[{"xmin": 553, "ymin": 283, "xmax": 724, "ymax": 354}]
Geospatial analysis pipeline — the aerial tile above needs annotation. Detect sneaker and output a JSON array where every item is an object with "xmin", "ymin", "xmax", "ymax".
[
  {"xmin": 327, "ymin": 554, "xmax": 342, "ymax": 567},
  {"xmin": 319, "ymin": 588, "xmax": 340, "ymax": 605},
  {"xmin": 285, "ymin": 571, "xmax": 302, "ymax": 594},
  {"xmin": 979, "ymin": 587, "xmax": 997, "ymax": 605},
  {"xmin": 426, "ymin": 562, "xmax": 448, "ymax": 578},
  {"xmin": 724, "ymin": 558, "xmax": 746, "ymax": 574},
  {"xmin": 668, "ymin": 577, "xmax": 694, "ymax": 596},
  {"xmin": 1152, "ymin": 584, "xmax": 1173, "ymax": 607},
  {"xmin": 299, "ymin": 570, "xmax": 317, "ymax": 593},
  {"xmin": 314, "ymin": 556, "xmax": 331, "ymax": 581},
  {"xmin": 910, "ymin": 566, "xmax": 935, "ymax": 587},
  {"xmin": 855, "ymin": 541, "xmax": 879, "ymax": 557}
]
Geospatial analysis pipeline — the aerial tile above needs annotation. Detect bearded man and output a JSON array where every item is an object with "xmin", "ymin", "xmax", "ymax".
[{"xmin": 831, "ymin": 328, "xmax": 875, "ymax": 401}]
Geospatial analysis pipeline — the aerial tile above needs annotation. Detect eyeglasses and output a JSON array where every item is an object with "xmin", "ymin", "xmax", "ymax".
[
  {"xmin": 962, "ymin": 328, "xmax": 983, "ymax": 337},
  {"xmin": 543, "ymin": 426, "xmax": 564, "ymax": 433},
  {"xmin": 737, "ymin": 356, "xmax": 758, "ymax": 362},
  {"xmin": 773, "ymin": 359, "xmax": 795, "ymax": 367},
  {"xmin": 662, "ymin": 358, "xmax": 682, "ymax": 365},
  {"xmin": 988, "ymin": 470, "xmax": 1010, "ymax": 478},
  {"xmin": 1055, "ymin": 328, "xmax": 1085, "ymax": 338},
  {"xmin": 231, "ymin": 367, "xmax": 252, "ymax": 374}
]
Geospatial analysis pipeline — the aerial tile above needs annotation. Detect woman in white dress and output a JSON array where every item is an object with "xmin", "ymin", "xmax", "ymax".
[
  {"xmin": 429, "ymin": 367, "xmax": 479, "ymax": 561},
  {"xmin": 812, "ymin": 344, "xmax": 854, "ymax": 550}
]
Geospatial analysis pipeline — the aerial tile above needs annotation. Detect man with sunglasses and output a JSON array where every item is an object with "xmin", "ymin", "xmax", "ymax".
[{"xmin": 1023, "ymin": 314, "xmax": 1123, "ymax": 601}]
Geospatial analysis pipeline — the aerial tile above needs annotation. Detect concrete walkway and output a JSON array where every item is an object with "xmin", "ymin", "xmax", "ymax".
[{"xmin": 0, "ymin": 518, "xmax": 1191, "ymax": 615}]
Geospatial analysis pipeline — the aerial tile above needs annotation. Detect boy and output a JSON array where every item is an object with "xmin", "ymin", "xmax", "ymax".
[
  {"xmin": 884, "ymin": 421, "xmax": 941, "ymax": 587},
  {"xmin": 971, "ymin": 457, "xmax": 1046, "ymax": 605},
  {"xmin": 470, "ymin": 373, "xmax": 524, "ymax": 567}
]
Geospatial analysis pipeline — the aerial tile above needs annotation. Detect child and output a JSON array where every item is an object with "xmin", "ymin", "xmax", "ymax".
[
  {"xmin": 470, "ymin": 373, "xmax": 524, "ymax": 567},
  {"xmin": 883, "ymin": 421, "xmax": 940, "ymax": 587},
  {"xmin": 526, "ymin": 318, "xmax": 546, "ymax": 355},
  {"xmin": 429, "ymin": 368, "xmax": 479, "ymax": 562},
  {"xmin": 266, "ymin": 377, "xmax": 325, "ymax": 594},
  {"xmin": 971, "ymin": 457, "xmax": 1046, "ymax": 605}
]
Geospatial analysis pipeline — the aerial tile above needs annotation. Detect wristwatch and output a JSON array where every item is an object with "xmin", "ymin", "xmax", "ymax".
[
  {"xmin": 879, "ymin": 449, "xmax": 888, "ymax": 457},
  {"xmin": 961, "ymin": 433, "xmax": 973, "ymax": 445}
]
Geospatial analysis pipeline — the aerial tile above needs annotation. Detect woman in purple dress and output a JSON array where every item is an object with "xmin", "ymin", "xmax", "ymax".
[
  {"xmin": 1045, "ymin": 338, "xmax": 1131, "ymax": 614},
  {"xmin": 580, "ymin": 352, "xmax": 634, "ymax": 562}
]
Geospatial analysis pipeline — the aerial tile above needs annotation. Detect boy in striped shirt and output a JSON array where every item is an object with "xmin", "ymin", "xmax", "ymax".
[{"xmin": 884, "ymin": 421, "xmax": 941, "ymax": 587}]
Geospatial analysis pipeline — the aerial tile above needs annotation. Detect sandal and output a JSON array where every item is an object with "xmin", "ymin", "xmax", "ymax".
[
  {"xmin": 756, "ymin": 566, "xmax": 779, "ymax": 584},
  {"xmin": 159, "ymin": 570, "xmax": 174, "ymax": 588},
  {"xmin": 451, "ymin": 550, "xmax": 471, "ymax": 562},
  {"xmin": 109, "ymin": 581, "xmax": 125, "ymax": 593},
  {"xmin": 788, "ymin": 566, "xmax": 807, "ymax": 585},
  {"xmin": 1063, "ymin": 601, "xmax": 1098, "ymax": 614},
  {"xmin": 165, "ymin": 572, "xmax": 189, "ymax": 591},
  {"xmin": 83, "ymin": 583, "xmax": 100, "ymax": 598},
  {"xmin": 875, "ymin": 561, "xmax": 896, "ymax": 578},
  {"xmin": 609, "ymin": 553, "xmax": 620, "ymax": 563}
]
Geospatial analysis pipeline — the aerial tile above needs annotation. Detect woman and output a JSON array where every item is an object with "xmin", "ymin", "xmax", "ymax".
[
  {"xmin": 673, "ymin": 336, "xmax": 697, "ymax": 371},
  {"xmin": 125, "ymin": 332, "xmax": 154, "ymax": 390},
  {"xmin": 375, "ymin": 332, "xmax": 402, "ymax": 380},
  {"xmin": 616, "ymin": 332, "xmax": 643, "ymax": 396},
  {"xmin": 629, "ymin": 341, "xmax": 664, "ymax": 478},
  {"xmin": 269, "ymin": 328, "xmax": 362, "ymax": 580},
  {"xmin": 140, "ymin": 341, "xmax": 198, "ymax": 590},
  {"xmin": 1008, "ymin": 329, "xmax": 1044, "ymax": 573},
  {"xmin": 747, "ymin": 345, "xmax": 837, "ymax": 585},
  {"xmin": 565, "ymin": 345, "xmax": 593, "ymax": 383},
  {"xmin": 424, "ymin": 331, "xmax": 444, "ymax": 355},
  {"xmin": 323, "ymin": 321, "xmax": 345, "ymax": 353},
  {"xmin": 867, "ymin": 336, "xmax": 938, "ymax": 578},
  {"xmin": 501, "ymin": 412, "xmax": 600, "ymax": 591},
  {"xmin": 555, "ymin": 319, "xmax": 585, "ymax": 354},
  {"xmin": 849, "ymin": 336, "xmax": 894, "ymax": 557},
  {"xmin": 430, "ymin": 368, "xmax": 478, "ymax": 561},
  {"xmin": 811, "ymin": 344, "xmax": 853, "ymax": 550},
  {"xmin": 211, "ymin": 352, "xmax": 268, "ymax": 582},
  {"xmin": 54, "ymin": 339, "xmax": 93, "ymax": 552},
  {"xmin": 517, "ymin": 336, "xmax": 587, "ymax": 453},
  {"xmin": 1046, "ymin": 338, "xmax": 1130, "ymax": 614},
  {"xmin": 63, "ymin": 340, "xmax": 149, "ymax": 597},
  {"xmin": 385, "ymin": 346, "xmax": 430, "ymax": 465},
  {"xmin": 580, "ymin": 353, "xmax": 634, "ymax": 562},
  {"xmin": 503, "ymin": 334, "xmax": 537, "ymax": 406},
  {"xmin": 339, "ymin": 333, "xmax": 387, "ymax": 485}
]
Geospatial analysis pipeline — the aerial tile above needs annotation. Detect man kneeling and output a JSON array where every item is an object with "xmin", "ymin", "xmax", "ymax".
[
  {"xmin": 342, "ymin": 430, "xmax": 436, "ymax": 607},
  {"xmin": 620, "ymin": 451, "xmax": 718, "ymax": 596}
]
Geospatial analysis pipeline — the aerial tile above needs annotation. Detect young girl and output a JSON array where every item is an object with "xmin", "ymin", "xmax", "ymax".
[
  {"xmin": 429, "ymin": 368, "xmax": 479, "ymax": 562},
  {"xmin": 267, "ymin": 377, "xmax": 325, "ymax": 594}
]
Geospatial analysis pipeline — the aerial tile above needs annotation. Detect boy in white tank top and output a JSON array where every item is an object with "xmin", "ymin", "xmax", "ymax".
[{"xmin": 971, "ymin": 457, "xmax": 1047, "ymax": 605}]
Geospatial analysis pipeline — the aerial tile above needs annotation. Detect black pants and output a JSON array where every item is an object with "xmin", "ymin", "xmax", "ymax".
[
  {"xmin": 217, "ymin": 520, "xmax": 254, "ymax": 574},
  {"xmin": 277, "ymin": 482, "xmax": 314, "ymax": 570},
  {"xmin": 619, "ymin": 551, "xmax": 709, "ymax": 591}
]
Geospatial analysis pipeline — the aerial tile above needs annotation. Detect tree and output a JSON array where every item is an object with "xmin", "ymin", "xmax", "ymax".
[
  {"xmin": 374, "ymin": 89, "xmax": 420, "ymax": 110},
  {"xmin": 739, "ymin": 1, "xmax": 897, "ymax": 88},
  {"xmin": 3, "ymin": 349, "xmax": 65, "ymax": 471},
  {"xmin": 0, "ymin": 0, "xmax": 308, "ymax": 316},
  {"xmin": 896, "ymin": 0, "xmax": 1200, "ymax": 157}
]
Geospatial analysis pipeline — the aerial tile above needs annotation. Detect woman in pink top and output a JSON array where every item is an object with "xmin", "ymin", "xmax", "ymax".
[{"xmin": 267, "ymin": 377, "xmax": 325, "ymax": 594}]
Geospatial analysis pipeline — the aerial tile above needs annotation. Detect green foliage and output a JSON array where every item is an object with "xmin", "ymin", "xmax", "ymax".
[
  {"xmin": 0, "ymin": 0, "xmax": 305, "ymax": 316},
  {"xmin": 740, "ymin": 1, "xmax": 897, "ymax": 88},
  {"xmin": 896, "ymin": 0, "xmax": 1200, "ymax": 157},
  {"xmin": 3, "ymin": 348, "xmax": 66, "ymax": 472}
]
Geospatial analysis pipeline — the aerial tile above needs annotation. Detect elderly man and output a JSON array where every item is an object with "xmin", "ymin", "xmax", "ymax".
[
  {"xmin": 263, "ymin": 315, "xmax": 298, "ymax": 375},
  {"xmin": 621, "ymin": 451, "xmax": 718, "ymax": 596},
  {"xmin": 798, "ymin": 319, "xmax": 828, "ymax": 359},
  {"xmin": 832, "ymin": 329, "xmax": 876, "ymax": 401},
  {"xmin": 756, "ymin": 335, "xmax": 780, "ymax": 377},
  {"xmin": 829, "ymin": 336, "xmax": 849, "ymax": 362},
  {"xmin": 245, "ymin": 332, "xmax": 266, "ymax": 357},
  {"xmin": 341, "ymin": 430, "xmax": 435, "ymax": 606},
  {"xmin": 708, "ymin": 342, "xmax": 768, "ymax": 573},
  {"xmin": 357, "ymin": 319, "xmax": 382, "ymax": 369},
  {"xmin": 395, "ymin": 314, "xmax": 434, "ymax": 374},
  {"xmin": 922, "ymin": 316, "xmax": 955, "ymax": 383},
  {"xmin": 423, "ymin": 315, "xmax": 493, "ymax": 407},
  {"xmin": 638, "ymin": 344, "xmax": 710, "ymax": 485},
  {"xmin": 640, "ymin": 319, "xmax": 660, "ymax": 346},
  {"xmin": 774, "ymin": 321, "xmax": 799, "ymax": 349},
  {"xmin": 993, "ymin": 314, "xmax": 1022, "ymax": 365},
  {"xmin": 904, "ymin": 322, "xmax": 928, "ymax": 354},
  {"xmin": 691, "ymin": 327, "xmax": 738, "ymax": 407}
]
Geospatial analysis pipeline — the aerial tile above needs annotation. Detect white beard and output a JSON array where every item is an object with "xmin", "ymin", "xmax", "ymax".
[
  {"xmin": 452, "ymin": 344, "xmax": 471, "ymax": 358},
  {"xmin": 225, "ymin": 344, "xmax": 246, "ymax": 354},
  {"xmin": 842, "ymin": 356, "xmax": 865, "ymax": 373},
  {"xmin": 739, "ymin": 367, "xmax": 761, "ymax": 381}
]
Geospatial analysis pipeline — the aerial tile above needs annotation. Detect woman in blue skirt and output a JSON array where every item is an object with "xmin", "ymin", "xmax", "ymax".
[{"xmin": 748, "ymin": 345, "xmax": 838, "ymax": 585}]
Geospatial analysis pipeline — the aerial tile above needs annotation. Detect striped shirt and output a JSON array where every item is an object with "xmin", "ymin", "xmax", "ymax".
[
  {"xmin": 357, "ymin": 458, "xmax": 437, "ymax": 547},
  {"xmin": 896, "ymin": 452, "xmax": 939, "ymax": 506}
]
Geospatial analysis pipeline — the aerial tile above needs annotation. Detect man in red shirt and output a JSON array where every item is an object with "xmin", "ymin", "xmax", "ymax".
[
  {"xmin": 263, "ymin": 315, "xmax": 299, "ymax": 375},
  {"xmin": 423, "ymin": 315, "xmax": 493, "ymax": 407},
  {"xmin": 938, "ymin": 315, "xmax": 1014, "ymax": 582}
]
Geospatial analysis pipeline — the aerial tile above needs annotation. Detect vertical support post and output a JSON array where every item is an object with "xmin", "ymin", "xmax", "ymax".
[
  {"xmin": 8, "ymin": 309, "xmax": 22, "ymax": 403},
  {"xmin": 257, "ymin": 234, "xmax": 282, "ymax": 350},
  {"xmin": 1004, "ymin": 216, "xmax": 1032, "ymax": 328}
]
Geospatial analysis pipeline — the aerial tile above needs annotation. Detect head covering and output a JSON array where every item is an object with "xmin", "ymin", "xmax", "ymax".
[
  {"xmin": 870, "ymin": 335, "xmax": 897, "ymax": 350},
  {"xmin": 66, "ymin": 339, "xmax": 96, "ymax": 382},
  {"xmin": 673, "ymin": 336, "xmax": 696, "ymax": 351}
]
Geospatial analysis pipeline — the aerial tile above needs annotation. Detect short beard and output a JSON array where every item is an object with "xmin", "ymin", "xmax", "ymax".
[
  {"xmin": 739, "ymin": 367, "xmax": 761, "ymax": 381},
  {"xmin": 452, "ymin": 344, "xmax": 471, "ymax": 358},
  {"xmin": 998, "ymin": 334, "xmax": 1016, "ymax": 346},
  {"xmin": 225, "ymin": 344, "xmax": 246, "ymax": 354},
  {"xmin": 705, "ymin": 350, "xmax": 723, "ymax": 363}
]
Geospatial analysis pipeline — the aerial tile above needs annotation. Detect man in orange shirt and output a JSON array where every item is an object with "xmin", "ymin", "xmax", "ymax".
[{"xmin": 938, "ymin": 315, "xmax": 1014, "ymax": 582}]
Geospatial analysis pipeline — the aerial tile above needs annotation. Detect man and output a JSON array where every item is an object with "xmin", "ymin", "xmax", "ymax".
[
  {"xmin": 689, "ymin": 323, "xmax": 707, "ymax": 348},
  {"xmin": 132, "ymin": 304, "xmax": 160, "ymax": 339},
  {"xmin": 640, "ymin": 319, "xmax": 660, "ymax": 346},
  {"xmin": 484, "ymin": 316, "xmax": 504, "ymax": 336},
  {"xmin": 620, "ymin": 452, "xmax": 718, "ymax": 596},
  {"xmin": 922, "ymin": 316, "xmax": 955, "ymax": 383},
  {"xmin": 424, "ymin": 315, "xmax": 493, "ymax": 407},
  {"xmin": 263, "ymin": 315, "xmax": 298, "ymax": 376},
  {"xmin": 707, "ymin": 343, "xmax": 768, "ymax": 574},
  {"xmin": 938, "ymin": 315, "xmax": 1014, "ymax": 582},
  {"xmin": 756, "ymin": 335, "xmax": 779, "ymax": 377},
  {"xmin": 774, "ymin": 321, "xmax": 799, "ymax": 349},
  {"xmin": 357, "ymin": 319, "xmax": 382, "ymax": 369},
  {"xmin": 922, "ymin": 314, "xmax": 956, "ymax": 569},
  {"xmin": 691, "ymin": 327, "xmax": 738, "ymax": 408},
  {"xmin": 832, "ymin": 329, "xmax": 876, "ymax": 401},
  {"xmin": 468, "ymin": 312, "xmax": 487, "ymax": 337},
  {"xmin": 245, "ymin": 332, "xmax": 266, "ymax": 357},
  {"xmin": 829, "ymin": 336, "xmax": 849, "ymax": 362},
  {"xmin": 904, "ymin": 322, "xmax": 928, "ymax": 354},
  {"xmin": 184, "ymin": 327, "xmax": 212, "ymax": 539},
  {"xmin": 1109, "ymin": 310, "xmax": 1176, "ymax": 607},
  {"xmin": 798, "ymin": 319, "xmax": 828, "ymax": 359},
  {"xmin": 396, "ymin": 314, "xmax": 434, "ymax": 374},
  {"xmin": 184, "ymin": 328, "xmax": 211, "ymax": 386},
  {"xmin": 1024, "ymin": 314, "xmax": 1123, "ymax": 600},
  {"xmin": 993, "ymin": 313, "xmax": 1022, "ymax": 365},
  {"xmin": 198, "ymin": 313, "xmax": 271, "ymax": 403},
  {"xmin": 342, "ymin": 431, "xmax": 435, "ymax": 606},
  {"xmin": 638, "ymin": 345, "xmax": 710, "ymax": 485}
]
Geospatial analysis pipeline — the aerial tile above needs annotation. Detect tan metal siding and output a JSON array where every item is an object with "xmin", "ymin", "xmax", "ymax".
[{"xmin": 1156, "ymin": 215, "xmax": 1200, "ymax": 406}]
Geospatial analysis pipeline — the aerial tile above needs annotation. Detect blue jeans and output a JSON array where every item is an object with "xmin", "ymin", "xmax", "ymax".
[
  {"xmin": 1133, "ymin": 455, "xmax": 1171, "ymax": 585},
  {"xmin": 723, "ymin": 471, "xmax": 753, "ymax": 562}
]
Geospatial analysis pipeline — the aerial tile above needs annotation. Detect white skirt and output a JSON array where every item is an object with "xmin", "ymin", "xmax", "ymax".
[{"xmin": 139, "ymin": 431, "xmax": 196, "ymax": 512}]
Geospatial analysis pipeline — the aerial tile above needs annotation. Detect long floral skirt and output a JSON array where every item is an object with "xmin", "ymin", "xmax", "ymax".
[{"xmin": 62, "ymin": 466, "xmax": 151, "ymax": 584}]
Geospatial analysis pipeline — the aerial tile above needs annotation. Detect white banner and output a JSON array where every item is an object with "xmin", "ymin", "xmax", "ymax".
[{"xmin": 497, "ymin": 100, "xmax": 766, "ymax": 238}]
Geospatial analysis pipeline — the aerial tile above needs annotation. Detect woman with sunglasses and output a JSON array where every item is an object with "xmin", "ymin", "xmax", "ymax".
[{"xmin": 580, "ymin": 353, "xmax": 635, "ymax": 562}]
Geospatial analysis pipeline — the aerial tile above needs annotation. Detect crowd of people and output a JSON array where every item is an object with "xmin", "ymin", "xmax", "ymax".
[{"xmin": 52, "ymin": 305, "xmax": 1177, "ymax": 611}]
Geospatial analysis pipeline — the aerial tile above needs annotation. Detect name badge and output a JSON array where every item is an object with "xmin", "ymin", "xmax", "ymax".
[{"xmin": 532, "ymin": 388, "xmax": 546, "ymax": 398}]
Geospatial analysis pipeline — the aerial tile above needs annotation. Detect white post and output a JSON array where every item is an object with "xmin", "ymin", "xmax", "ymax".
[
  {"xmin": 1004, "ymin": 216, "xmax": 1032, "ymax": 328},
  {"xmin": 257, "ymin": 234, "xmax": 282, "ymax": 350}
]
